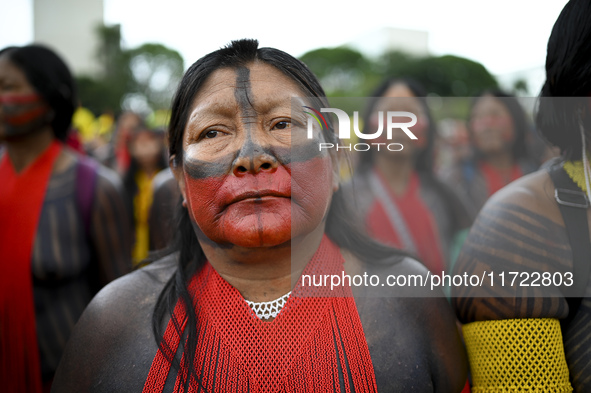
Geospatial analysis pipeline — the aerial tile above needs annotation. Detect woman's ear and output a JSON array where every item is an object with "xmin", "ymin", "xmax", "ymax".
[{"xmin": 170, "ymin": 154, "xmax": 188, "ymax": 207}]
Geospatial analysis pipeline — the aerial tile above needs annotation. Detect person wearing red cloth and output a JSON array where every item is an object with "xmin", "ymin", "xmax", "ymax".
[
  {"xmin": 0, "ymin": 44, "xmax": 132, "ymax": 393},
  {"xmin": 351, "ymin": 78, "xmax": 471, "ymax": 275},
  {"xmin": 441, "ymin": 90, "xmax": 538, "ymax": 220},
  {"xmin": 52, "ymin": 39, "xmax": 468, "ymax": 392}
]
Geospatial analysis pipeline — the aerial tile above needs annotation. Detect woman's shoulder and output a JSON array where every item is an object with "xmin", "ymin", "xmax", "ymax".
[
  {"xmin": 51, "ymin": 254, "xmax": 178, "ymax": 392},
  {"xmin": 92, "ymin": 253, "xmax": 177, "ymax": 306},
  {"xmin": 58, "ymin": 149, "xmax": 125, "ymax": 195},
  {"xmin": 344, "ymin": 251, "xmax": 468, "ymax": 391},
  {"xmin": 487, "ymin": 166, "xmax": 559, "ymax": 216},
  {"xmin": 453, "ymin": 168, "xmax": 572, "ymax": 322}
]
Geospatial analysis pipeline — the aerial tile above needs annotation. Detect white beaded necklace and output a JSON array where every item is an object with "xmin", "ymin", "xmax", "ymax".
[{"xmin": 245, "ymin": 291, "xmax": 291, "ymax": 320}]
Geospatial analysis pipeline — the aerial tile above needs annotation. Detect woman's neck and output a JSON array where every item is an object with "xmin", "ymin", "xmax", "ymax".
[
  {"xmin": 4, "ymin": 127, "xmax": 55, "ymax": 173},
  {"xmin": 199, "ymin": 224, "xmax": 325, "ymax": 303},
  {"xmin": 374, "ymin": 153, "xmax": 415, "ymax": 195},
  {"xmin": 482, "ymin": 150, "xmax": 515, "ymax": 172}
]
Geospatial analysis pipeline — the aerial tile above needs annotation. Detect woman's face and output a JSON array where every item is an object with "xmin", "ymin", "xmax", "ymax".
[
  {"xmin": 0, "ymin": 54, "xmax": 51, "ymax": 141},
  {"xmin": 370, "ymin": 83, "xmax": 429, "ymax": 159},
  {"xmin": 173, "ymin": 61, "xmax": 335, "ymax": 249},
  {"xmin": 130, "ymin": 130, "xmax": 162, "ymax": 170},
  {"xmin": 469, "ymin": 95, "xmax": 515, "ymax": 155}
]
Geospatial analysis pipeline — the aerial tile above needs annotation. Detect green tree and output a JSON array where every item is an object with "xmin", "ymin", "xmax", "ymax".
[
  {"xmin": 512, "ymin": 78, "xmax": 529, "ymax": 95},
  {"xmin": 299, "ymin": 47, "xmax": 378, "ymax": 97},
  {"xmin": 299, "ymin": 47, "xmax": 498, "ymax": 98},
  {"xmin": 125, "ymin": 43, "xmax": 184, "ymax": 113},
  {"xmin": 377, "ymin": 52, "xmax": 498, "ymax": 96},
  {"xmin": 75, "ymin": 24, "xmax": 184, "ymax": 116}
]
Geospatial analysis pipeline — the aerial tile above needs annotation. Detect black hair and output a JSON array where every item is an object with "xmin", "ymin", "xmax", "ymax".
[
  {"xmin": 468, "ymin": 89, "xmax": 530, "ymax": 162},
  {"xmin": 0, "ymin": 44, "xmax": 77, "ymax": 141},
  {"xmin": 153, "ymin": 39, "xmax": 404, "ymax": 391},
  {"xmin": 356, "ymin": 77, "xmax": 437, "ymax": 174},
  {"xmin": 535, "ymin": 0, "xmax": 591, "ymax": 160}
]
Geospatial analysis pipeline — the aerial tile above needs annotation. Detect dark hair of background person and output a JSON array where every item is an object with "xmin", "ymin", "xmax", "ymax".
[
  {"xmin": 149, "ymin": 39, "xmax": 407, "ymax": 391},
  {"xmin": 0, "ymin": 44, "xmax": 77, "ymax": 141},
  {"xmin": 468, "ymin": 89, "xmax": 530, "ymax": 162},
  {"xmin": 356, "ymin": 77, "xmax": 437, "ymax": 174},
  {"xmin": 536, "ymin": 0, "xmax": 591, "ymax": 160}
]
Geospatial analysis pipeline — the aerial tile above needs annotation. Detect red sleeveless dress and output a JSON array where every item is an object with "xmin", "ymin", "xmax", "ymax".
[{"xmin": 143, "ymin": 236, "xmax": 377, "ymax": 392}]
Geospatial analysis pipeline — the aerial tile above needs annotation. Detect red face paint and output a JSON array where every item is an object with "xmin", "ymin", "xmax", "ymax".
[
  {"xmin": 0, "ymin": 93, "xmax": 50, "ymax": 138},
  {"xmin": 183, "ymin": 155, "xmax": 333, "ymax": 248}
]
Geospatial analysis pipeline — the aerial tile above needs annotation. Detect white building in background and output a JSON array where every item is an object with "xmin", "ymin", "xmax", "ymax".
[
  {"xmin": 33, "ymin": 0, "xmax": 104, "ymax": 76},
  {"xmin": 347, "ymin": 27, "xmax": 430, "ymax": 58}
]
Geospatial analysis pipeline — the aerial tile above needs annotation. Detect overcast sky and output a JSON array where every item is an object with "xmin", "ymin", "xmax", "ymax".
[{"xmin": 0, "ymin": 0, "xmax": 569, "ymax": 77}]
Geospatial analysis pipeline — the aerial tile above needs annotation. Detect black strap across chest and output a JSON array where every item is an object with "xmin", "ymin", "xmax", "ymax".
[{"xmin": 547, "ymin": 164, "xmax": 591, "ymax": 327}]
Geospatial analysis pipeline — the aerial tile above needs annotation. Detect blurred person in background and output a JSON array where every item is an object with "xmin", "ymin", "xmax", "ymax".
[
  {"xmin": 108, "ymin": 110, "xmax": 143, "ymax": 175},
  {"xmin": 147, "ymin": 167, "xmax": 180, "ymax": 252},
  {"xmin": 441, "ymin": 90, "xmax": 537, "ymax": 220},
  {"xmin": 123, "ymin": 126, "xmax": 168, "ymax": 263},
  {"xmin": 0, "ymin": 44, "xmax": 132, "ymax": 392},
  {"xmin": 351, "ymin": 78, "xmax": 471, "ymax": 275},
  {"xmin": 453, "ymin": 0, "xmax": 591, "ymax": 390}
]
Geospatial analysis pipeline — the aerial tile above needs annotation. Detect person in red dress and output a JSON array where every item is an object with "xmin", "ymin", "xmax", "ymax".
[
  {"xmin": 351, "ymin": 78, "xmax": 471, "ymax": 275},
  {"xmin": 0, "ymin": 45, "xmax": 131, "ymax": 392}
]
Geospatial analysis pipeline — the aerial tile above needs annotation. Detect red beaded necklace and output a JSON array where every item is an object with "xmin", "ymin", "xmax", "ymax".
[{"xmin": 143, "ymin": 235, "xmax": 377, "ymax": 393}]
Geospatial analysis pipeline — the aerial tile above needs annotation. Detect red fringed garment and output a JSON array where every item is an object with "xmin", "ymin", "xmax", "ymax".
[{"xmin": 143, "ymin": 236, "xmax": 378, "ymax": 392}]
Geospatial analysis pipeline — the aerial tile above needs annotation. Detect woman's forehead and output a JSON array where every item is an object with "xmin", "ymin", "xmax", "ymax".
[
  {"xmin": 189, "ymin": 62, "xmax": 307, "ymax": 116},
  {"xmin": 473, "ymin": 95, "xmax": 507, "ymax": 114},
  {"xmin": 0, "ymin": 55, "xmax": 27, "ymax": 83}
]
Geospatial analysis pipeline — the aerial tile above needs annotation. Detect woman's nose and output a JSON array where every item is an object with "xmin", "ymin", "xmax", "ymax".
[{"xmin": 232, "ymin": 142, "xmax": 278, "ymax": 176}]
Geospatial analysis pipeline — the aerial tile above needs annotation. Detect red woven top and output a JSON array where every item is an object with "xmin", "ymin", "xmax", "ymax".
[{"xmin": 143, "ymin": 235, "xmax": 377, "ymax": 393}]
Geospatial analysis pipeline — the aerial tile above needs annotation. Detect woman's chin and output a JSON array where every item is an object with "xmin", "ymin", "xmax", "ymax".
[
  {"xmin": 218, "ymin": 213, "xmax": 292, "ymax": 248},
  {"xmin": 229, "ymin": 231, "xmax": 291, "ymax": 248}
]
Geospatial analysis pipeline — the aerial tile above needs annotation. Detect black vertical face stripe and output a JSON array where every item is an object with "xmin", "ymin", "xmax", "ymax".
[
  {"xmin": 234, "ymin": 66, "xmax": 258, "ymax": 169},
  {"xmin": 234, "ymin": 66, "xmax": 265, "ymax": 241}
]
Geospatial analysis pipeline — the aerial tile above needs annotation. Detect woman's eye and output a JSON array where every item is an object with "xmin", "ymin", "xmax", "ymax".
[
  {"xmin": 273, "ymin": 121, "xmax": 291, "ymax": 130},
  {"xmin": 204, "ymin": 130, "xmax": 220, "ymax": 139}
]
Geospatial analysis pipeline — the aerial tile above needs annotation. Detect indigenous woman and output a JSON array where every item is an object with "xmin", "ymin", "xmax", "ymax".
[
  {"xmin": 442, "ymin": 90, "xmax": 537, "ymax": 219},
  {"xmin": 122, "ymin": 126, "xmax": 168, "ymax": 263},
  {"xmin": 352, "ymin": 78, "xmax": 470, "ymax": 275},
  {"xmin": 52, "ymin": 39, "xmax": 467, "ymax": 392},
  {"xmin": 452, "ymin": 1, "xmax": 591, "ymax": 390},
  {"xmin": 0, "ymin": 45, "xmax": 132, "ymax": 392}
]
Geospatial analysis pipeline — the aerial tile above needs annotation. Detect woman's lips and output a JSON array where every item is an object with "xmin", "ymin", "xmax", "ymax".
[{"xmin": 231, "ymin": 190, "xmax": 290, "ymax": 201}]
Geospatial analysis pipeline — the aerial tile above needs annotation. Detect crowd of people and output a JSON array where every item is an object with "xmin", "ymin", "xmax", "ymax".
[{"xmin": 1, "ymin": 0, "xmax": 590, "ymax": 391}]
